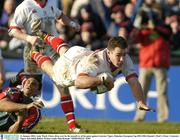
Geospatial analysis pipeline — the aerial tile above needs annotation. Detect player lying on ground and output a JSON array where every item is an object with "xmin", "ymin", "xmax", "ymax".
[
  {"xmin": 0, "ymin": 74, "xmax": 44, "ymax": 133},
  {"xmin": 31, "ymin": 33, "xmax": 154, "ymax": 112}
]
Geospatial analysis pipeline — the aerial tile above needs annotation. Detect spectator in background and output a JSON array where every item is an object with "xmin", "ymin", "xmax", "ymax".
[
  {"xmin": 70, "ymin": 0, "xmax": 90, "ymax": 18},
  {"xmin": 89, "ymin": 0, "xmax": 116, "ymax": 31},
  {"xmin": 124, "ymin": 2, "xmax": 135, "ymax": 22},
  {"xmin": 60, "ymin": 0, "xmax": 74, "ymax": 17},
  {"xmin": 0, "ymin": 0, "xmax": 16, "ymax": 27},
  {"xmin": 0, "ymin": 50, "xmax": 5, "ymax": 89},
  {"xmin": 0, "ymin": 0, "xmax": 6, "ymax": 89},
  {"xmin": 131, "ymin": 9, "xmax": 172, "ymax": 123},
  {"xmin": 107, "ymin": 4, "xmax": 127, "ymax": 37},
  {"xmin": 161, "ymin": 0, "xmax": 180, "ymax": 18},
  {"xmin": 168, "ymin": 14, "xmax": 180, "ymax": 50},
  {"xmin": 107, "ymin": 3, "xmax": 133, "ymax": 37},
  {"xmin": 76, "ymin": 4, "xmax": 106, "ymax": 39},
  {"xmin": 71, "ymin": 22, "xmax": 105, "ymax": 51},
  {"xmin": 170, "ymin": 15, "xmax": 180, "ymax": 50},
  {"xmin": 0, "ymin": 0, "xmax": 16, "ymax": 49},
  {"xmin": 0, "ymin": 0, "xmax": 5, "ymax": 18}
]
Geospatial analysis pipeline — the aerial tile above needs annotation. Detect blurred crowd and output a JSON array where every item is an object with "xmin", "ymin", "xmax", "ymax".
[{"xmin": 0, "ymin": 0, "xmax": 180, "ymax": 59}]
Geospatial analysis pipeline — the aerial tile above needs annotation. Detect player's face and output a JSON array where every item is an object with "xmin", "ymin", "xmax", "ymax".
[
  {"xmin": 23, "ymin": 78, "xmax": 40, "ymax": 97},
  {"xmin": 107, "ymin": 47, "xmax": 127, "ymax": 67}
]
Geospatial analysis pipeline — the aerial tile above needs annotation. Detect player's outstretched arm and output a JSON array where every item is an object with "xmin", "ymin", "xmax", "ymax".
[
  {"xmin": 58, "ymin": 12, "xmax": 80, "ymax": 32},
  {"xmin": 8, "ymin": 28, "xmax": 40, "ymax": 46},
  {"xmin": 127, "ymin": 76, "xmax": 155, "ymax": 112},
  {"xmin": 8, "ymin": 111, "xmax": 27, "ymax": 133},
  {"xmin": 0, "ymin": 97, "xmax": 43, "ymax": 112}
]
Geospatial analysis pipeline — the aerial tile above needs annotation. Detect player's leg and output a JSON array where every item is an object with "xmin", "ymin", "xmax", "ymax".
[
  {"xmin": 38, "ymin": 31, "xmax": 69, "ymax": 56},
  {"xmin": 55, "ymin": 85, "xmax": 87, "ymax": 133},
  {"xmin": 31, "ymin": 51, "xmax": 54, "ymax": 80},
  {"xmin": 155, "ymin": 68, "xmax": 168, "ymax": 123},
  {"xmin": 55, "ymin": 85, "xmax": 77, "ymax": 131}
]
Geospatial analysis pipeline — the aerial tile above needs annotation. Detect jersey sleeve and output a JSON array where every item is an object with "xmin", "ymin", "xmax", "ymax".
[
  {"xmin": 121, "ymin": 55, "xmax": 138, "ymax": 81},
  {"xmin": 0, "ymin": 87, "xmax": 22, "ymax": 102}
]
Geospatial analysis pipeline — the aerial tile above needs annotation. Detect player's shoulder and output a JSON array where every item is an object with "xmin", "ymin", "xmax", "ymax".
[
  {"xmin": 15, "ymin": 0, "xmax": 34, "ymax": 11},
  {"xmin": 95, "ymin": 48, "xmax": 107, "ymax": 61}
]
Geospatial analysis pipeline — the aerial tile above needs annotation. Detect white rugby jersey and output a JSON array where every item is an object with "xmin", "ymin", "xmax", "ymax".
[
  {"xmin": 9, "ymin": 0, "xmax": 62, "ymax": 36},
  {"xmin": 52, "ymin": 46, "xmax": 137, "ymax": 87}
]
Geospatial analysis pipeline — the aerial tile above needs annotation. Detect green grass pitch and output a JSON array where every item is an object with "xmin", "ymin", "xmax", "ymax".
[{"xmin": 30, "ymin": 117, "xmax": 180, "ymax": 134}]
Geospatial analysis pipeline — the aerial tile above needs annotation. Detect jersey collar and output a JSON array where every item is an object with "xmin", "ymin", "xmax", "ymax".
[{"xmin": 34, "ymin": 0, "xmax": 48, "ymax": 8}]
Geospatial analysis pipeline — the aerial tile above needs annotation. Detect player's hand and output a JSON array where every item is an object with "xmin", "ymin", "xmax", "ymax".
[
  {"xmin": 26, "ymin": 100, "xmax": 44, "ymax": 110},
  {"xmin": 98, "ymin": 73, "xmax": 114, "ymax": 90},
  {"xmin": 26, "ymin": 35, "xmax": 43, "ymax": 47},
  {"xmin": 137, "ymin": 101, "xmax": 155, "ymax": 112},
  {"xmin": 8, "ymin": 121, "xmax": 22, "ymax": 133}
]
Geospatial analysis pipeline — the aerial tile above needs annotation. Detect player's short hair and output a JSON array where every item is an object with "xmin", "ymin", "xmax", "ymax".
[
  {"xmin": 9, "ymin": 69, "xmax": 42, "ymax": 90},
  {"xmin": 107, "ymin": 36, "xmax": 128, "ymax": 50}
]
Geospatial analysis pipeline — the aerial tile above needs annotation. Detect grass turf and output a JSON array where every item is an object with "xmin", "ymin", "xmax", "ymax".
[{"xmin": 30, "ymin": 117, "xmax": 180, "ymax": 134}]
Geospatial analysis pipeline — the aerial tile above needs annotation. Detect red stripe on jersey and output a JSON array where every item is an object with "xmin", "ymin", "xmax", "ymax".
[
  {"xmin": 0, "ymin": 92, "xmax": 6, "ymax": 100},
  {"xmin": 77, "ymin": 73, "xmax": 89, "ymax": 77},
  {"xmin": 22, "ymin": 107, "xmax": 41, "ymax": 129},
  {"xmin": 125, "ymin": 73, "xmax": 138, "ymax": 81},
  {"xmin": 9, "ymin": 26, "xmax": 22, "ymax": 30}
]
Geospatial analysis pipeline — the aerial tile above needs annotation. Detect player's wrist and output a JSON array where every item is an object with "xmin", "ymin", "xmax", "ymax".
[{"xmin": 26, "ymin": 35, "xmax": 32, "ymax": 43}]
